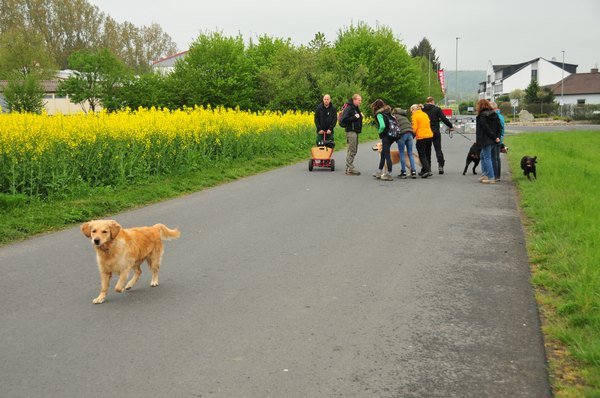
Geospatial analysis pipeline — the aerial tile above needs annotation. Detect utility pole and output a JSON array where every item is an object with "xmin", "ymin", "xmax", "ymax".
[
  {"xmin": 455, "ymin": 37, "xmax": 461, "ymax": 115},
  {"xmin": 561, "ymin": 50, "xmax": 565, "ymax": 117},
  {"xmin": 428, "ymin": 52, "xmax": 431, "ymax": 97}
]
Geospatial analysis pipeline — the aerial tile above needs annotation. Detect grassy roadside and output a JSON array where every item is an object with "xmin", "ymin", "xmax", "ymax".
[
  {"xmin": 0, "ymin": 127, "xmax": 378, "ymax": 246},
  {"xmin": 505, "ymin": 131, "xmax": 600, "ymax": 397}
]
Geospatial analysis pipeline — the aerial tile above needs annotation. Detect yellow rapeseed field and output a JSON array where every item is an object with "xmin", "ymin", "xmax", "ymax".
[{"xmin": 0, "ymin": 107, "xmax": 313, "ymax": 196}]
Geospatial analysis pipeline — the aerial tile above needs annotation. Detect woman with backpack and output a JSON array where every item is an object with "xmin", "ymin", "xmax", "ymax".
[
  {"xmin": 371, "ymin": 99, "xmax": 398, "ymax": 181},
  {"xmin": 392, "ymin": 108, "xmax": 418, "ymax": 179}
]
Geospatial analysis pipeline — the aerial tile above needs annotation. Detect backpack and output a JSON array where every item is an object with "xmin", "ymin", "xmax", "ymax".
[
  {"xmin": 337, "ymin": 103, "xmax": 350, "ymax": 128},
  {"xmin": 386, "ymin": 114, "xmax": 401, "ymax": 139}
]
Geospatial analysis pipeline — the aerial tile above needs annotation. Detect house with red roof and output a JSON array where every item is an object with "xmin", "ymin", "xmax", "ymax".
[
  {"xmin": 152, "ymin": 50, "xmax": 189, "ymax": 75},
  {"xmin": 550, "ymin": 68, "xmax": 600, "ymax": 105}
]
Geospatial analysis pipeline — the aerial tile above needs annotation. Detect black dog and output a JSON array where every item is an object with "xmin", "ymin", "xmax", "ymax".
[
  {"xmin": 463, "ymin": 143, "xmax": 482, "ymax": 175},
  {"xmin": 520, "ymin": 156, "xmax": 537, "ymax": 180}
]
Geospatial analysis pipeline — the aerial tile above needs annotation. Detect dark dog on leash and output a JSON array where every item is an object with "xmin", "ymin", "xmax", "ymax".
[
  {"xmin": 520, "ymin": 156, "xmax": 537, "ymax": 180},
  {"xmin": 463, "ymin": 143, "xmax": 482, "ymax": 175}
]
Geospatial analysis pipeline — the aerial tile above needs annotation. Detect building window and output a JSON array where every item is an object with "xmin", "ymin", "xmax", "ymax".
[
  {"xmin": 531, "ymin": 70, "xmax": 538, "ymax": 81},
  {"xmin": 577, "ymin": 99, "xmax": 586, "ymax": 105}
]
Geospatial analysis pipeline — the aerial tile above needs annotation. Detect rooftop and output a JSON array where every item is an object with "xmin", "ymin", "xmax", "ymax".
[{"xmin": 550, "ymin": 68, "xmax": 600, "ymax": 95}]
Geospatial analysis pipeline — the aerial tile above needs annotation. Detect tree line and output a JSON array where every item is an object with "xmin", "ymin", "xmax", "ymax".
[
  {"xmin": 0, "ymin": 3, "xmax": 444, "ymax": 115},
  {"xmin": 60, "ymin": 25, "xmax": 443, "ymax": 114}
]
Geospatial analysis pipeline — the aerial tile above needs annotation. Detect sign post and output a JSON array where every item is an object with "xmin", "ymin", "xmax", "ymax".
[{"xmin": 510, "ymin": 99, "xmax": 519, "ymax": 121}]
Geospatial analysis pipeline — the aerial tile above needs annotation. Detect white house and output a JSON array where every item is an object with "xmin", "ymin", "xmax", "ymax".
[
  {"xmin": 549, "ymin": 68, "xmax": 600, "ymax": 105},
  {"xmin": 478, "ymin": 58, "xmax": 577, "ymax": 100},
  {"xmin": 0, "ymin": 77, "xmax": 96, "ymax": 114},
  {"xmin": 152, "ymin": 50, "xmax": 189, "ymax": 75}
]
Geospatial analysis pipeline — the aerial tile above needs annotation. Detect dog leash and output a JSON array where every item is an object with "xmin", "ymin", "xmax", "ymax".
[
  {"xmin": 453, "ymin": 130, "xmax": 473, "ymax": 142},
  {"xmin": 445, "ymin": 127, "xmax": 473, "ymax": 142}
]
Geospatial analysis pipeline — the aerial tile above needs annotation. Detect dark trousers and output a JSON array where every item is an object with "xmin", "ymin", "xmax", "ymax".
[
  {"xmin": 432, "ymin": 133, "xmax": 445, "ymax": 167},
  {"xmin": 378, "ymin": 135, "xmax": 394, "ymax": 172},
  {"xmin": 491, "ymin": 143, "xmax": 501, "ymax": 179},
  {"xmin": 316, "ymin": 132, "xmax": 334, "ymax": 145},
  {"xmin": 416, "ymin": 138, "xmax": 432, "ymax": 173}
]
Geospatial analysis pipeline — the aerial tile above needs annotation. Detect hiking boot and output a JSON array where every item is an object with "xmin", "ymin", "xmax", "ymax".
[
  {"xmin": 372, "ymin": 171, "xmax": 383, "ymax": 179},
  {"xmin": 438, "ymin": 166, "xmax": 444, "ymax": 175},
  {"xmin": 380, "ymin": 173, "xmax": 393, "ymax": 181},
  {"xmin": 398, "ymin": 172, "xmax": 407, "ymax": 179},
  {"xmin": 410, "ymin": 171, "xmax": 417, "ymax": 179},
  {"xmin": 421, "ymin": 171, "xmax": 433, "ymax": 178},
  {"xmin": 346, "ymin": 168, "xmax": 361, "ymax": 176},
  {"xmin": 478, "ymin": 176, "xmax": 488, "ymax": 182},
  {"xmin": 482, "ymin": 178, "xmax": 497, "ymax": 184}
]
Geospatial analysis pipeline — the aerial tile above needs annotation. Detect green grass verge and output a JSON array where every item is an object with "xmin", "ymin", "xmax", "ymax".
[
  {"xmin": 0, "ymin": 127, "xmax": 378, "ymax": 246},
  {"xmin": 505, "ymin": 131, "xmax": 600, "ymax": 397}
]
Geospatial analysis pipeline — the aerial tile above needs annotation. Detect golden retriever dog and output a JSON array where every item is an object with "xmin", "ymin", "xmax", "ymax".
[
  {"xmin": 81, "ymin": 220, "xmax": 180, "ymax": 304},
  {"xmin": 371, "ymin": 142, "xmax": 421, "ymax": 172}
]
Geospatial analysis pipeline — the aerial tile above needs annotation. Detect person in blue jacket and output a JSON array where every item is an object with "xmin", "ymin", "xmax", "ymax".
[{"xmin": 490, "ymin": 101, "xmax": 505, "ymax": 181}]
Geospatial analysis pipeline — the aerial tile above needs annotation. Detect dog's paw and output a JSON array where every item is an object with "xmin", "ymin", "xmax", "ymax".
[
  {"xmin": 115, "ymin": 286, "xmax": 124, "ymax": 293},
  {"xmin": 92, "ymin": 296, "xmax": 105, "ymax": 304},
  {"xmin": 150, "ymin": 281, "xmax": 159, "ymax": 287}
]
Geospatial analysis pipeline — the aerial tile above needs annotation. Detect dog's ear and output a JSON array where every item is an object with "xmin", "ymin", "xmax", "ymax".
[
  {"xmin": 533, "ymin": 156, "xmax": 537, "ymax": 162},
  {"xmin": 81, "ymin": 222, "xmax": 92, "ymax": 238},
  {"xmin": 108, "ymin": 221, "xmax": 122, "ymax": 240}
]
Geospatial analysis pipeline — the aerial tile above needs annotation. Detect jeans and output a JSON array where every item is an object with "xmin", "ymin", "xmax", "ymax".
[
  {"xmin": 481, "ymin": 144, "xmax": 495, "ymax": 180},
  {"xmin": 378, "ymin": 135, "xmax": 394, "ymax": 172},
  {"xmin": 397, "ymin": 133, "xmax": 416, "ymax": 173},
  {"xmin": 416, "ymin": 138, "xmax": 432, "ymax": 173},
  {"xmin": 491, "ymin": 143, "xmax": 501, "ymax": 179}
]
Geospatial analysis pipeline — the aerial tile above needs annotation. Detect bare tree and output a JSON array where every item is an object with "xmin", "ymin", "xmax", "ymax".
[{"xmin": 0, "ymin": 0, "xmax": 177, "ymax": 72}]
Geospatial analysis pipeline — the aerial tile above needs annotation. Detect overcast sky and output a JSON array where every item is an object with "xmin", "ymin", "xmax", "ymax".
[{"xmin": 88, "ymin": 0, "xmax": 600, "ymax": 72}]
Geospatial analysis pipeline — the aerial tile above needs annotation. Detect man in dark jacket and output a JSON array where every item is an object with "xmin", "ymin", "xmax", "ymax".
[
  {"xmin": 340, "ymin": 94, "xmax": 363, "ymax": 175},
  {"xmin": 423, "ymin": 97, "xmax": 453, "ymax": 174},
  {"xmin": 314, "ymin": 94, "xmax": 337, "ymax": 145}
]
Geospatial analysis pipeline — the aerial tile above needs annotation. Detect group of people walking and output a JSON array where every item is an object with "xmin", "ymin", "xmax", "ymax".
[{"xmin": 314, "ymin": 94, "xmax": 504, "ymax": 182}]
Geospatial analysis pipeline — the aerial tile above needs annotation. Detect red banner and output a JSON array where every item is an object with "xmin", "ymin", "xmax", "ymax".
[{"xmin": 437, "ymin": 69, "xmax": 446, "ymax": 94}]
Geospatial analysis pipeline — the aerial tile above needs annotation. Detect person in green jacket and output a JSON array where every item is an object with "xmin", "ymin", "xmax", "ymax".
[{"xmin": 371, "ymin": 99, "xmax": 396, "ymax": 181}]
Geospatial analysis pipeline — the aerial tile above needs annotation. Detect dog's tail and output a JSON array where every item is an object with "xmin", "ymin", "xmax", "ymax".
[{"xmin": 154, "ymin": 224, "xmax": 181, "ymax": 241}]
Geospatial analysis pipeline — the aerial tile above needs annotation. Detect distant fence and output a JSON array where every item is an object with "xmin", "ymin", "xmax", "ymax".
[{"xmin": 497, "ymin": 102, "xmax": 600, "ymax": 121}]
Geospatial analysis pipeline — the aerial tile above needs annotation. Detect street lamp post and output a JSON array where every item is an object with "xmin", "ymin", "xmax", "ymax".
[
  {"xmin": 561, "ymin": 50, "xmax": 565, "ymax": 117},
  {"xmin": 455, "ymin": 37, "xmax": 461, "ymax": 114},
  {"xmin": 428, "ymin": 52, "xmax": 431, "ymax": 97}
]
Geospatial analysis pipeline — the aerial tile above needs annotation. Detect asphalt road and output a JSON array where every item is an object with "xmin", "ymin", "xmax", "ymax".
[{"xmin": 0, "ymin": 133, "xmax": 551, "ymax": 397}]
